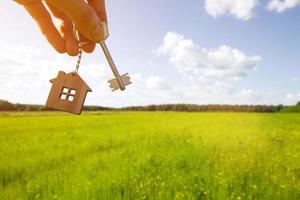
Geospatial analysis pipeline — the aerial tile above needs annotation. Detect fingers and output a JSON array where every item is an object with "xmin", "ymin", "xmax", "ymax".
[
  {"xmin": 23, "ymin": 1, "xmax": 66, "ymax": 53},
  {"xmin": 46, "ymin": 1, "xmax": 96, "ymax": 54},
  {"xmin": 78, "ymin": 33, "xmax": 96, "ymax": 53},
  {"xmin": 45, "ymin": 1, "xmax": 79, "ymax": 56},
  {"xmin": 88, "ymin": 0, "xmax": 109, "ymax": 40},
  {"xmin": 77, "ymin": 0, "xmax": 108, "ymax": 52},
  {"xmin": 87, "ymin": 0, "xmax": 107, "ymax": 23},
  {"xmin": 21, "ymin": 0, "xmax": 106, "ymax": 54},
  {"xmin": 60, "ymin": 20, "xmax": 80, "ymax": 56},
  {"xmin": 48, "ymin": 0, "xmax": 104, "ymax": 42}
]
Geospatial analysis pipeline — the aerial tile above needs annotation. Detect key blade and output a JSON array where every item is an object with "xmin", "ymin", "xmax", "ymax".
[
  {"xmin": 120, "ymin": 73, "xmax": 132, "ymax": 86},
  {"xmin": 99, "ymin": 41, "xmax": 126, "ymax": 90},
  {"xmin": 108, "ymin": 73, "xmax": 132, "ymax": 92}
]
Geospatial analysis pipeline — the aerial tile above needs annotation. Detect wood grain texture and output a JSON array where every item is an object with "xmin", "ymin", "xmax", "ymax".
[{"xmin": 46, "ymin": 71, "xmax": 92, "ymax": 115}]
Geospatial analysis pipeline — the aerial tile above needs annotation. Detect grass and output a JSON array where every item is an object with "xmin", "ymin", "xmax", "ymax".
[{"xmin": 0, "ymin": 112, "xmax": 300, "ymax": 200}]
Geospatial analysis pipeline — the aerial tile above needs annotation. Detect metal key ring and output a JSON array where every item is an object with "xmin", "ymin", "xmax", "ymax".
[
  {"xmin": 72, "ymin": 25, "xmax": 94, "ymax": 48},
  {"xmin": 72, "ymin": 21, "xmax": 109, "ymax": 45}
]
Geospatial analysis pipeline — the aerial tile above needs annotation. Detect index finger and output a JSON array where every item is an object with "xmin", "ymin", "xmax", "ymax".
[
  {"xmin": 48, "ymin": 0, "xmax": 104, "ymax": 42},
  {"xmin": 23, "ymin": 1, "xmax": 66, "ymax": 53},
  {"xmin": 88, "ymin": 0, "xmax": 107, "ymax": 23}
]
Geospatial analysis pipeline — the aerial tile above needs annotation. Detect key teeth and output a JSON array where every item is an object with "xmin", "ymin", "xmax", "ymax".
[
  {"xmin": 108, "ymin": 80, "xmax": 119, "ymax": 92},
  {"xmin": 108, "ymin": 73, "xmax": 132, "ymax": 92},
  {"xmin": 121, "ymin": 73, "xmax": 132, "ymax": 86}
]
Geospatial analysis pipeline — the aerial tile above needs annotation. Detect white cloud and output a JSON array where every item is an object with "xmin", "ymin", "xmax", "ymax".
[
  {"xmin": 290, "ymin": 76, "xmax": 300, "ymax": 83},
  {"xmin": 267, "ymin": 0, "xmax": 300, "ymax": 13},
  {"xmin": 157, "ymin": 32, "xmax": 261, "ymax": 82},
  {"xmin": 144, "ymin": 76, "xmax": 170, "ymax": 90},
  {"xmin": 286, "ymin": 93, "xmax": 300, "ymax": 101},
  {"xmin": 204, "ymin": 0, "xmax": 258, "ymax": 20},
  {"xmin": 0, "ymin": 36, "xmax": 268, "ymax": 106},
  {"xmin": 155, "ymin": 32, "xmax": 266, "ymax": 104},
  {"xmin": 0, "ymin": 42, "xmax": 176, "ymax": 107},
  {"xmin": 240, "ymin": 89, "xmax": 261, "ymax": 101}
]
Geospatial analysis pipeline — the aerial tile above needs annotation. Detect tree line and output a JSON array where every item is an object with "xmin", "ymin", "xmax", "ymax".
[
  {"xmin": 0, "ymin": 100, "xmax": 113, "ymax": 112},
  {"xmin": 0, "ymin": 99, "xmax": 289, "ymax": 113},
  {"xmin": 121, "ymin": 104, "xmax": 285, "ymax": 112}
]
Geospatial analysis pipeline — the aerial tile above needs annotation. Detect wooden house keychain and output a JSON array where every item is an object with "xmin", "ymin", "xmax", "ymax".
[{"xmin": 46, "ymin": 22, "xmax": 132, "ymax": 115}]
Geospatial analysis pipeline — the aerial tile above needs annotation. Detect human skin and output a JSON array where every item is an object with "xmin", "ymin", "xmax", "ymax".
[{"xmin": 15, "ymin": 0, "xmax": 107, "ymax": 56}]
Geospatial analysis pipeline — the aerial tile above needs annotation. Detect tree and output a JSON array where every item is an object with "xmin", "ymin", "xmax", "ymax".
[{"xmin": 0, "ymin": 100, "xmax": 14, "ymax": 111}]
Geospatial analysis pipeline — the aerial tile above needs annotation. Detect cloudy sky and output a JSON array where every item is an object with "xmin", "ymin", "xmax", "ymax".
[{"xmin": 0, "ymin": 0, "xmax": 300, "ymax": 107}]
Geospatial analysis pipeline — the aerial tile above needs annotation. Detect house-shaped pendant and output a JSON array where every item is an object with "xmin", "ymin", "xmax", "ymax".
[{"xmin": 46, "ymin": 71, "xmax": 92, "ymax": 115}]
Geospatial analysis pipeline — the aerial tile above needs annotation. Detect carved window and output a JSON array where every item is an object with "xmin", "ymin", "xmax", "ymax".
[{"xmin": 59, "ymin": 87, "xmax": 76, "ymax": 102}]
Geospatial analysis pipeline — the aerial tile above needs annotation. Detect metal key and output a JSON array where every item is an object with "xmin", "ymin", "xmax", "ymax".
[
  {"xmin": 73, "ymin": 22, "xmax": 131, "ymax": 91},
  {"xmin": 97, "ymin": 22, "xmax": 131, "ymax": 92},
  {"xmin": 99, "ymin": 41, "xmax": 132, "ymax": 91}
]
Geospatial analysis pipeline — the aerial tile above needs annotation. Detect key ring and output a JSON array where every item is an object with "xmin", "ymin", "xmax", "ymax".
[
  {"xmin": 72, "ymin": 22, "xmax": 108, "ymax": 73},
  {"xmin": 72, "ymin": 25, "xmax": 94, "ymax": 74}
]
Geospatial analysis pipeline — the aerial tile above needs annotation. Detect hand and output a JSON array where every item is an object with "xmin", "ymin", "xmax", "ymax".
[{"xmin": 15, "ymin": 0, "xmax": 107, "ymax": 56}]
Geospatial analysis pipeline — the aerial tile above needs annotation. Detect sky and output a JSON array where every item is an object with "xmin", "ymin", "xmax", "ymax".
[{"xmin": 0, "ymin": 0, "xmax": 300, "ymax": 107}]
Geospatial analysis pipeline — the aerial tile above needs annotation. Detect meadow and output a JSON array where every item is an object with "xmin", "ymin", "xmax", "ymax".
[{"xmin": 0, "ymin": 112, "xmax": 300, "ymax": 200}]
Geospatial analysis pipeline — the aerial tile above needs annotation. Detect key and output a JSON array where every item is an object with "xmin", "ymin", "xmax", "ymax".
[
  {"xmin": 99, "ymin": 41, "xmax": 132, "ymax": 91},
  {"xmin": 97, "ymin": 22, "xmax": 131, "ymax": 92},
  {"xmin": 73, "ymin": 22, "xmax": 132, "ymax": 92}
]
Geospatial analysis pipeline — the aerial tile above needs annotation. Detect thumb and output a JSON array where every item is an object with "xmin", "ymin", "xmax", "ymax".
[{"xmin": 47, "ymin": 0, "xmax": 104, "ymax": 42}]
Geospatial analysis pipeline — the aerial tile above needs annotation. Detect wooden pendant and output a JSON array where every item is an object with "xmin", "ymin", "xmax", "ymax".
[{"xmin": 46, "ymin": 71, "xmax": 92, "ymax": 115}]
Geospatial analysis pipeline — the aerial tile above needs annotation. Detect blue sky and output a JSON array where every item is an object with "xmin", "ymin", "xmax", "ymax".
[{"xmin": 0, "ymin": 0, "xmax": 299, "ymax": 107}]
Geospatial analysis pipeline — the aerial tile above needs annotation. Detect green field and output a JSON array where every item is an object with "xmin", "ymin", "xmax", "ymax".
[{"xmin": 0, "ymin": 112, "xmax": 300, "ymax": 200}]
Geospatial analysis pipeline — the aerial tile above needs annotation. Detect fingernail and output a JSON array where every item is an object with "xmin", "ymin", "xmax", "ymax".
[{"xmin": 90, "ymin": 24, "xmax": 103, "ymax": 42}]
